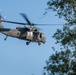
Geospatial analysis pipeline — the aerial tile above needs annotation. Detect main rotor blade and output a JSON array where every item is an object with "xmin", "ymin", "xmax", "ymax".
[
  {"xmin": 1, "ymin": 20, "xmax": 64, "ymax": 26},
  {"xmin": 34, "ymin": 23, "xmax": 64, "ymax": 26},
  {"xmin": 20, "ymin": 13, "xmax": 32, "ymax": 25},
  {"xmin": 1, "ymin": 20, "xmax": 28, "ymax": 25}
]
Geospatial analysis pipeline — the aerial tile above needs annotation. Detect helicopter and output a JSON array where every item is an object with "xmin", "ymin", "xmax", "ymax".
[{"xmin": 0, "ymin": 13, "xmax": 46, "ymax": 45}]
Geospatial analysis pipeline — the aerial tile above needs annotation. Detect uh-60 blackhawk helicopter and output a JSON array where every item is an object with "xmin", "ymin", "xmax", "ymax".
[{"xmin": 0, "ymin": 13, "xmax": 46, "ymax": 45}]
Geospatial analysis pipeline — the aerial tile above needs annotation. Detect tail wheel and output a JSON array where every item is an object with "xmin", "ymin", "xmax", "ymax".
[{"xmin": 38, "ymin": 42, "xmax": 41, "ymax": 46}]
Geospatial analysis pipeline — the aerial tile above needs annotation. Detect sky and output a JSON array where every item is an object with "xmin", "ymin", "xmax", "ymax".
[{"xmin": 0, "ymin": 0, "xmax": 65, "ymax": 75}]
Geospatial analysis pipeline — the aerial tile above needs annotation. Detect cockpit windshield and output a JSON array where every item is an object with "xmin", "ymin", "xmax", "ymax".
[
  {"xmin": 40, "ymin": 33, "xmax": 45, "ymax": 38},
  {"xmin": 42, "ymin": 33, "xmax": 45, "ymax": 38}
]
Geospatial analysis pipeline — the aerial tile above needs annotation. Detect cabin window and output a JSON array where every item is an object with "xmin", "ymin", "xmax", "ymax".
[{"xmin": 40, "ymin": 34, "xmax": 42, "ymax": 38}]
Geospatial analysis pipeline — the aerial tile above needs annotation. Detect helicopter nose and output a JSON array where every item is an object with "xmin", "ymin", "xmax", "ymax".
[
  {"xmin": 43, "ymin": 37, "xmax": 46, "ymax": 44},
  {"xmin": 45, "ymin": 37, "xmax": 46, "ymax": 42}
]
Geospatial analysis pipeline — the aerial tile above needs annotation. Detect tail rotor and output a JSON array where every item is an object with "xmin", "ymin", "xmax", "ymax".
[
  {"xmin": 0, "ymin": 9, "xmax": 6, "ymax": 20},
  {"xmin": 0, "ymin": 9, "xmax": 4, "ymax": 28}
]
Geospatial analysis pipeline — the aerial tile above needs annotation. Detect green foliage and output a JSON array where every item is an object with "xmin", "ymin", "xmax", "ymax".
[
  {"xmin": 53, "ymin": 25, "xmax": 76, "ymax": 49},
  {"xmin": 46, "ymin": 0, "xmax": 76, "ymax": 49},
  {"xmin": 43, "ymin": 0, "xmax": 76, "ymax": 75},
  {"xmin": 47, "ymin": 0, "xmax": 76, "ymax": 21},
  {"xmin": 44, "ymin": 50, "xmax": 76, "ymax": 75}
]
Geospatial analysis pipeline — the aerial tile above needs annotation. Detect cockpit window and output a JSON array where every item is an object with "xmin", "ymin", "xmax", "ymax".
[
  {"xmin": 40, "ymin": 33, "xmax": 44, "ymax": 38},
  {"xmin": 42, "ymin": 34, "xmax": 44, "ymax": 38}
]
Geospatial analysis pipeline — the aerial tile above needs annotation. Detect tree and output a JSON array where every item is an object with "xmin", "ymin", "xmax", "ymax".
[
  {"xmin": 47, "ymin": 0, "xmax": 76, "ymax": 24},
  {"xmin": 43, "ymin": 0, "xmax": 76, "ymax": 75},
  {"xmin": 44, "ymin": 50, "xmax": 76, "ymax": 75},
  {"xmin": 53, "ymin": 25, "xmax": 76, "ymax": 50}
]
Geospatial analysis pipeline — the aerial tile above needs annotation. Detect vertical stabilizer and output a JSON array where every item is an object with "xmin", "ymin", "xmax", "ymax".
[{"xmin": 0, "ymin": 15, "xmax": 3, "ymax": 28}]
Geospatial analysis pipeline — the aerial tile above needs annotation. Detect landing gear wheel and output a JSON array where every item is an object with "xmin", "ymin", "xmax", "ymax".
[
  {"xmin": 26, "ymin": 42, "xmax": 29, "ymax": 45},
  {"xmin": 43, "ymin": 42, "xmax": 45, "ymax": 44}
]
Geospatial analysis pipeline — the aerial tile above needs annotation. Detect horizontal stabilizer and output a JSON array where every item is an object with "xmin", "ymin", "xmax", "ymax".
[{"xmin": 0, "ymin": 28, "xmax": 10, "ymax": 31}]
